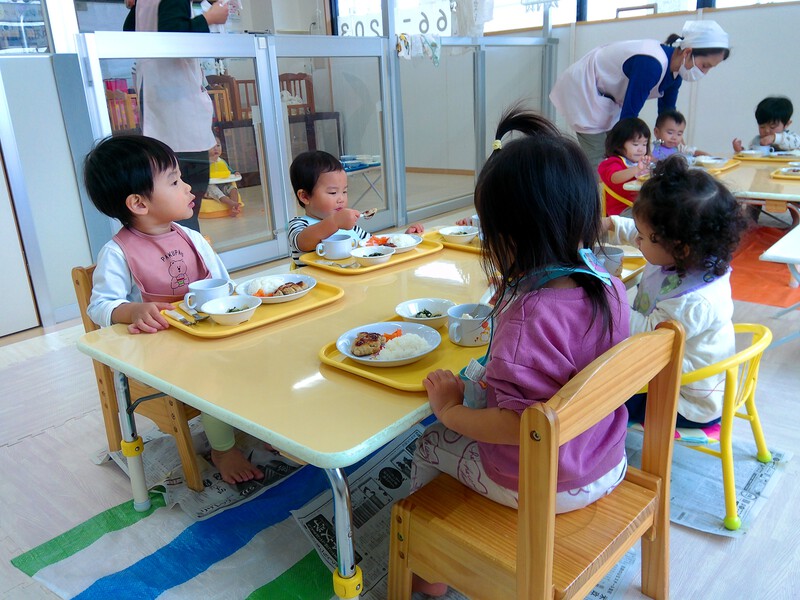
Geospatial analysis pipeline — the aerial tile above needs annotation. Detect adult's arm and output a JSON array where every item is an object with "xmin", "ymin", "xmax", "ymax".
[{"xmin": 619, "ymin": 54, "xmax": 664, "ymax": 120}]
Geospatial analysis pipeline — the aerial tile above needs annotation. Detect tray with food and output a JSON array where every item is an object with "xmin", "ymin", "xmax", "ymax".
[
  {"xmin": 319, "ymin": 320, "xmax": 487, "ymax": 391},
  {"xmin": 299, "ymin": 234, "xmax": 443, "ymax": 274},
  {"xmin": 423, "ymin": 227, "xmax": 482, "ymax": 254},
  {"xmin": 735, "ymin": 150, "xmax": 800, "ymax": 162},
  {"xmin": 162, "ymin": 275, "xmax": 344, "ymax": 338},
  {"xmin": 770, "ymin": 166, "xmax": 800, "ymax": 180},
  {"xmin": 621, "ymin": 256, "xmax": 647, "ymax": 283}
]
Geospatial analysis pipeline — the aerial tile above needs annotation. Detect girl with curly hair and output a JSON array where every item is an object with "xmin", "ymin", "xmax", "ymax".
[{"xmin": 604, "ymin": 154, "xmax": 749, "ymax": 428}]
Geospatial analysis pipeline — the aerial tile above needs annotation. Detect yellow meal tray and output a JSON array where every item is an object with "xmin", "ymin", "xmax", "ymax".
[
  {"xmin": 299, "ymin": 239, "xmax": 444, "ymax": 275},
  {"xmin": 770, "ymin": 168, "xmax": 800, "ymax": 180},
  {"xmin": 423, "ymin": 230, "xmax": 482, "ymax": 254},
  {"xmin": 162, "ymin": 281, "xmax": 344, "ymax": 338},
  {"xmin": 621, "ymin": 256, "xmax": 646, "ymax": 283},
  {"xmin": 319, "ymin": 322, "xmax": 487, "ymax": 392},
  {"xmin": 706, "ymin": 159, "xmax": 741, "ymax": 174},
  {"xmin": 735, "ymin": 152, "xmax": 800, "ymax": 162}
]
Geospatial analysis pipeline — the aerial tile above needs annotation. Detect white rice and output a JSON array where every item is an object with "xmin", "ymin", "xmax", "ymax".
[
  {"xmin": 246, "ymin": 276, "xmax": 284, "ymax": 296},
  {"xmin": 388, "ymin": 234, "xmax": 417, "ymax": 248},
  {"xmin": 376, "ymin": 333, "xmax": 430, "ymax": 360}
]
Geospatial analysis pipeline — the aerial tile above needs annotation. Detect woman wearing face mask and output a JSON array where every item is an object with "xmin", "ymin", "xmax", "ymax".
[{"xmin": 550, "ymin": 20, "xmax": 730, "ymax": 169}]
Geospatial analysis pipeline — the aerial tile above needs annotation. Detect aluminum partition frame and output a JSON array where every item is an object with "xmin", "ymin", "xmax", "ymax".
[{"xmin": 75, "ymin": 31, "xmax": 290, "ymax": 269}]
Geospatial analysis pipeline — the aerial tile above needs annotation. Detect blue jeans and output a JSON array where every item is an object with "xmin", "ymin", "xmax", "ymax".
[{"xmin": 625, "ymin": 393, "xmax": 721, "ymax": 429}]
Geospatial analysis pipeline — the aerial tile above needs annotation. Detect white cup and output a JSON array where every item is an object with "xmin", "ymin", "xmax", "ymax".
[
  {"xmin": 316, "ymin": 234, "xmax": 357, "ymax": 260},
  {"xmin": 755, "ymin": 145, "xmax": 775, "ymax": 156},
  {"xmin": 594, "ymin": 246, "xmax": 624, "ymax": 278},
  {"xmin": 184, "ymin": 278, "xmax": 235, "ymax": 310},
  {"xmin": 447, "ymin": 303, "xmax": 492, "ymax": 347}
]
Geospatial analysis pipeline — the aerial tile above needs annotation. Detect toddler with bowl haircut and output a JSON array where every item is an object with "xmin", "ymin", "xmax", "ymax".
[
  {"xmin": 410, "ymin": 106, "xmax": 630, "ymax": 597},
  {"xmin": 287, "ymin": 150, "xmax": 424, "ymax": 267},
  {"xmin": 733, "ymin": 96, "xmax": 800, "ymax": 152},
  {"xmin": 83, "ymin": 134, "xmax": 263, "ymax": 486},
  {"xmin": 598, "ymin": 117, "xmax": 653, "ymax": 216},
  {"xmin": 651, "ymin": 109, "xmax": 707, "ymax": 161},
  {"xmin": 603, "ymin": 154, "xmax": 748, "ymax": 429}
]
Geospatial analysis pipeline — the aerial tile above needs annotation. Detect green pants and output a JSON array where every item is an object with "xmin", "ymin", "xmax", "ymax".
[{"xmin": 201, "ymin": 412, "xmax": 236, "ymax": 452}]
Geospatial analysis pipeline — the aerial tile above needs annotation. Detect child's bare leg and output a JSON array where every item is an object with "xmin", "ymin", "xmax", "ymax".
[
  {"xmin": 228, "ymin": 188, "xmax": 242, "ymax": 216},
  {"xmin": 211, "ymin": 447, "xmax": 264, "ymax": 484},
  {"xmin": 412, "ymin": 574, "xmax": 448, "ymax": 597}
]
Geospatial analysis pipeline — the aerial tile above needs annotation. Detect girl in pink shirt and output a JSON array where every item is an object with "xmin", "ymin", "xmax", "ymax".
[
  {"xmin": 410, "ymin": 106, "xmax": 631, "ymax": 597},
  {"xmin": 598, "ymin": 117, "xmax": 653, "ymax": 216}
]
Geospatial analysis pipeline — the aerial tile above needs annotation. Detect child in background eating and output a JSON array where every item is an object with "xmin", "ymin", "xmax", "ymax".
[
  {"xmin": 598, "ymin": 117, "xmax": 653, "ymax": 216},
  {"xmin": 651, "ymin": 110, "xmax": 707, "ymax": 161},
  {"xmin": 410, "ymin": 106, "xmax": 630, "ymax": 597},
  {"xmin": 83, "ymin": 134, "xmax": 263, "ymax": 486},
  {"xmin": 604, "ymin": 155, "xmax": 748, "ymax": 428},
  {"xmin": 287, "ymin": 150, "xmax": 423, "ymax": 267},
  {"xmin": 733, "ymin": 96, "xmax": 800, "ymax": 152},
  {"xmin": 205, "ymin": 136, "xmax": 243, "ymax": 216}
]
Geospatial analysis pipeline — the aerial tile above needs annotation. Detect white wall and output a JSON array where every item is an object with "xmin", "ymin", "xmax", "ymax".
[{"xmin": 0, "ymin": 57, "xmax": 92, "ymax": 325}]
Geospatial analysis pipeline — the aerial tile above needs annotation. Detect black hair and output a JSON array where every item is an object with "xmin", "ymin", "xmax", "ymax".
[
  {"xmin": 634, "ymin": 155, "xmax": 747, "ymax": 278},
  {"xmin": 664, "ymin": 33, "xmax": 731, "ymax": 60},
  {"xmin": 289, "ymin": 151, "xmax": 344, "ymax": 208},
  {"xmin": 605, "ymin": 117, "xmax": 651, "ymax": 158},
  {"xmin": 83, "ymin": 135, "xmax": 179, "ymax": 227},
  {"xmin": 475, "ymin": 104, "xmax": 617, "ymax": 341},
  {"xmin": 655, "ymin": 109, "xmax": 686, "ymax": 130},
  {"xmin": 755, "ymin": 96, "xmax": 793, "ymax": 126}
]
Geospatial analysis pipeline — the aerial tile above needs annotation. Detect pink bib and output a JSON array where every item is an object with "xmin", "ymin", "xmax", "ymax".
[{"xmin": 113, "ymin": 225, "xmax": 211, "ymax": 303}]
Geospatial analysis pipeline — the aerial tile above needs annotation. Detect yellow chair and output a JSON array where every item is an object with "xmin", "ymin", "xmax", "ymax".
[
  {"xmin": 600, "ymin": 182, "xmax": 634, "ymax": 217},
  {"xmin": 388, "ymin": 321, "xmax": 685, "ymax": 600},
  {"xmin": 677, "ymin": 323, "xmax": 773, "ymax": 530},
  {"xmin": 72, "ymin": 266, "xmax": 204, "ymax": 492}
]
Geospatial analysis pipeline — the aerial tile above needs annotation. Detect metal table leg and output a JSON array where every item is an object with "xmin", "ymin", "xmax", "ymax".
[
  {"xmin": 325, "ymin": 468, "xmax": 363, "ymax": 599},
  {"xmin": 113, "ymin": 371, "xmax": 151, "ymax": 512}
]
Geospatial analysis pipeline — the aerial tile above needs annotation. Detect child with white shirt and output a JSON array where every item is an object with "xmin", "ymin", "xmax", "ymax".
[
  {"xmin": 733, "ymin": 96, "xmax": 800, "ymax": 152},
  {"xmin": 604, "ymin": 155, "xmax": 748, "ymax": 427}
]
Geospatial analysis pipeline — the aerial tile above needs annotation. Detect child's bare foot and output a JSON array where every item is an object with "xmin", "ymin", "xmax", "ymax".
[
  {"xmin": 211, "ymin": 448, "xmax": 264, "ymax": 484},
  {"xmin": 412, "ymin": 574, "xmax": 448, "ymax": 597}
]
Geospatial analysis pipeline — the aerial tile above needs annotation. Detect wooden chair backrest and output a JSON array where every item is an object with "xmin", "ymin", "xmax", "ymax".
[
  {"xmin": 207, "ymin": 74, "xmax": 245, "ymax": 120},
  {"xmin": 517, "ymin": 320, "xmax": 685, "ymax": 597},
  {"xmin": 279, "ymin": 73, "xmax": 315, "ymax": 116}
]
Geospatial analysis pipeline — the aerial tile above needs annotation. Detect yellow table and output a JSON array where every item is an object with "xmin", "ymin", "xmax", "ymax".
[
  {"xmin": 75, "ymin": 246, "xmax": 642, "ymax": 597},
  {"xmin": 624, "ymin": 160, "xmax": 800, "ymax": 226},
  {"xmin": 77, "ymin": 248, "xmax": 490, "ymax": 598}
]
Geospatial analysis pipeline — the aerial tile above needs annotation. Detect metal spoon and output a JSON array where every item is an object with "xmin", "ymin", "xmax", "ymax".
[
  {"xmin": 359, "ymin": 208, "xmax": 378, "ymax": 220},
  {"xmin": 180, "ymin": 302, "xmax": 209, "ymax": 322},
  {"xmin": 317, "ymin": 259, "xmax": 361, "ymax": 269},
  {"xmin": 165, "ymin": 309, "xmax": 196, "ymax": 326}
]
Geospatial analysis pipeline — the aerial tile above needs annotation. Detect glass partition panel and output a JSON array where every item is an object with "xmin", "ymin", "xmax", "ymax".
[
  {"xmin": 0, "ymin": 0, "xmax": 49, "ymax": 53},
  {"xmin": 399, "ymin": 45, "xmax": 476, "ymax": 213},
  {"xmin": 98, "ymin": 55, "xmax": 275, "ymax": 256},
  {"xmin": 278, "ymin": 56, "xmax": 389, "ymax": 219}
]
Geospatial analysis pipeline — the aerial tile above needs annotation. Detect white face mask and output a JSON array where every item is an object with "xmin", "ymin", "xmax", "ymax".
[{"xmin": 678, "ymin": 61, "xmax": 705, "ymax": 82}]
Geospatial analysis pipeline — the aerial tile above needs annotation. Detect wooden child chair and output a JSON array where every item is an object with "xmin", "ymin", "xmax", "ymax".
[
  {"xmin": 676, "ymin": 323, "xmax": 773, "ymax": 530},
  {"xmin": 72, "ymin": 265, "xmax": 204, "ymax": 492},
  {"xmin": 388, "ymin": 321, "xmax": 686, "ymax": 600}
]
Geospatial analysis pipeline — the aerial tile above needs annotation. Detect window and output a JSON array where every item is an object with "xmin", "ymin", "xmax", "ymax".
[
  {"xmin": 715, "ymin": 0, "xmax": 796, "ymax": 7},
  {"xmin": 586, "ymin": 0, "xmax": 693, "ymax": 21},
  {"xmin": 484, "ymin": 0, "xmax": 576, "ymax": 33},
  {"xmin": 0, "ymin": 0, "xmax": 49, "ymax": 53}
]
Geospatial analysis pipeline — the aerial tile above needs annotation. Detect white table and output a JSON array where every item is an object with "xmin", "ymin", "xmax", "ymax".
[{"xmin": 760, "ymin": 225, "xmax": 800, "ymax": 348}]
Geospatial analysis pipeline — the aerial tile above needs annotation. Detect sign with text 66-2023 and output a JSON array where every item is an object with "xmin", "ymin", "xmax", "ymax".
[{"xmin": 338, "ymin": 0, "xmax": 452, "ymax": 37}]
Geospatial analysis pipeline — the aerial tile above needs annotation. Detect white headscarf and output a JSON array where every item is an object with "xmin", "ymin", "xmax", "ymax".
[{"xmin": 677, "ymin": 20, "xmax": 729, "ymax": 50}]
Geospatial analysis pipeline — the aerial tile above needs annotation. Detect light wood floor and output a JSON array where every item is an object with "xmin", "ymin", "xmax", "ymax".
[{"xmin": 2, "ymin": 212, "xmax": 800, "ymax": 599}]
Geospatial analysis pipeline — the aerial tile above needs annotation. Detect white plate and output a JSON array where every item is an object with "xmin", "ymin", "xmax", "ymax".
[
  {"xmin": 779, "ymin": 167, "xmax": 800, "ymax": 175},
  {"xmin": 362, "ymin": 234, "xmax": 423, "ymax": 254},
  {"xmin": 695, "ymin": 156, "xmax": 727, "ymax": 167},
  {"xmin": 772, "ymin": 151, "xmax": 800, "ymax": 157},
  {"xmin": 737, "ymin": 150, "xmax": 763, "ymax": 157},
  {"xmin": 235, "ymin": 273, "xmax": 316, "ymax": 304},
  {"xmin": 336, "ymin": 321, "xmax": 441, "ymax": 367},
  {"xmin": 208, "ymin": 174, "xmax": 242, "ymax": 184}
]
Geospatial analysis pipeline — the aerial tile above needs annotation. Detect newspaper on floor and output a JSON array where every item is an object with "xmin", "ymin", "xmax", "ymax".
[
  {"xmin": 625, "ymin": 428, "xmax": 792, "ymax": 537},
  {"xmin": 92, "ymin": 421, "xmax": 303, "ymax": 520},
  {"xmin": 292, "ymin": 423, "xmax": 638, "ymax": 600}
]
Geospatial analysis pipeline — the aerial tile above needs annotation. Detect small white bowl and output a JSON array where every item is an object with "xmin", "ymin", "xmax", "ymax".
[
  {"xmin": 788, "ymin": 162, "xmax": 800, "ymax": 168},
  {"xmin": 695, "ymin": 156, "xmax": 727, "ymax": 167},
  {"xmin": 200, "ymin": 295, "xmax": 260, "ymax": 326},
  {"xmin": 395, "ymin": 298, "xmax": 457, "ymax": 329},
  {"xmin": 350, "ymin": 245, "xmax": 395, "ymax": 266},
  {"xmin": 439, "ymin": 225, "xmax": 480, "ymax": 245}
]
